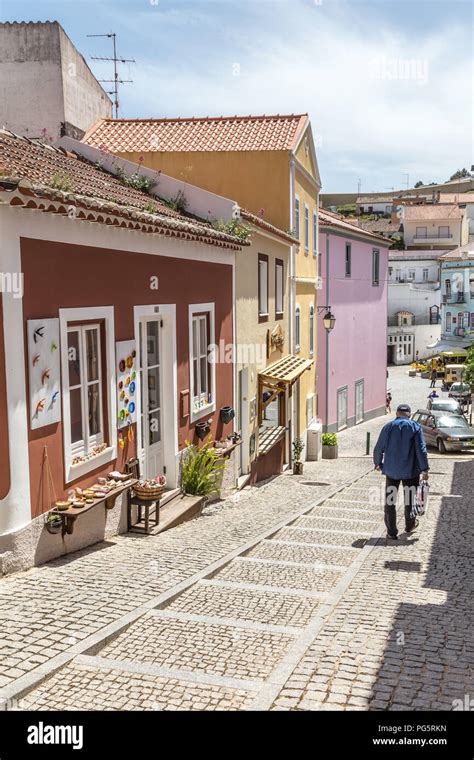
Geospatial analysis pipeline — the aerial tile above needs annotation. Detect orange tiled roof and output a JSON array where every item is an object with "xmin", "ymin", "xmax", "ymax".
[
  {"xmin": 0, "ymin": 130, "xmax": 246, "ymax": 249},
  {"xmin": 83, "ymin": 114, "xmax": 308, "ymax": 154}
]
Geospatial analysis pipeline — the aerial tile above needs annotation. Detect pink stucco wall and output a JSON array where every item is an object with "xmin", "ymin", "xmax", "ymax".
[{"xmin": 317, "ymin": 230, "xmax": 389, "ymax": 430}]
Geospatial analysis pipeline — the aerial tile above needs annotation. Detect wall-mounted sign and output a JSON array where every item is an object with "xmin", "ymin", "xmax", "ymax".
[
  {"xmin": 27, "ymin": 318, "xmax": 61, "ymax": 429},
  {"xmin": 116, "ymin": 340, "xmax": 137, "ymax": 429}
]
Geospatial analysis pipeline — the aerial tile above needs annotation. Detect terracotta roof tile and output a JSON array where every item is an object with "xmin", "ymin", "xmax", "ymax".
[
  {"xmin": 83, "ymin": 114, "xmax": 308, "ymax": 153},
  {"xmin": 0, "ymin": 130, "xmax": 245, "ymax": 249}
]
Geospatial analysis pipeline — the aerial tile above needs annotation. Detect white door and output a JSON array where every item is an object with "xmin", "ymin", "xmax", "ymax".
[
  {"xmin": 239, "ymin": 368, "xmax": 250, "ymax": 475},
  {"xmin": 337, "ymin": 387, "xmax": 348, "ymax": 430},
  {"xmin": 355, "ymin": 380, "xmax": 364, "ymax": 424},
  {"xmin": 139, "ymin": 318, "xmax": 163, "ymax": 478}
]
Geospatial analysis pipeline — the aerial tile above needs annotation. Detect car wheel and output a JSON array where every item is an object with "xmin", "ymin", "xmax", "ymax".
[{"xmin": 437, "ymin": 438, "xmax": 447, "ymax": 454}]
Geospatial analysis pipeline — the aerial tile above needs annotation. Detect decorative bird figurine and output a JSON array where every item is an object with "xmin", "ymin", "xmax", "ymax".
[
  {"xmin": 32, "ymin": 354, "xmax": 40, "ymax": 366},
  {"xmin": 51, "ymin": 341, "xmax": 58, "ymax": 352},
  {"xmin": 33, "ymin": 327, "xmax": 45, "ymax": 343},
  {"xmin": 35, "ymin": 399, "xmax": 45, "ymax": 416},
  {"xmin": 41, "ymin": 368, "xmax": 51, "ymax": 384},
  {"xmin": 51, "ymin": 391, "xmax": 59, "ymax": 404}
]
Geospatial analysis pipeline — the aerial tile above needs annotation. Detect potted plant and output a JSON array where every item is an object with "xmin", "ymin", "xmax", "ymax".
[
  {"xmin": 322, "ymin": 433, "xmax": 338, "ymax": 459},
  {"xmin": 292, "ymin": 437, "xmax": 305, "ymax": 475},
  {"xmin": 45, "ymin": 513, "xmax": 62, "ymax": 534},
  {"xmin": 180, "ymin": 438, "xmax": 226, "ymax": 501},
  {"xmin": 220, "ymin": 406, "xmax": 235, "ymax": 425}
]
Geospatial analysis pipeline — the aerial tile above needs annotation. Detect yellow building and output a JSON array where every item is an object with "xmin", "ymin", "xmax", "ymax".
[{"xmin": 83, "ymin": 114, "xmax": 321, "ymax": 455}]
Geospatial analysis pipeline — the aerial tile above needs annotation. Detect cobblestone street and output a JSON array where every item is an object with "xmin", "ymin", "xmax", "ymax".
[{"xmin": 1, "ymin": 367, "xmax": 473, "ymax": 711}]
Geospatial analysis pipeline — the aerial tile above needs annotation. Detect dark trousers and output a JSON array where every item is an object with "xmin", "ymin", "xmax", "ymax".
[
  {"xmin": 430, "ymin": 378, "xmax": 436, "ymax": 387},
  {"xmin": 385, "ymin": 476, "xmax": 418, "ymax": 536}
]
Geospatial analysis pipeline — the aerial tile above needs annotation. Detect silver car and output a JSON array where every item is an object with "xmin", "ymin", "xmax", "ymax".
[
  {"xmin": 426, "ymin": 397, "xmax": 464, "ymax": 416},
  {"xmin": 412, "ymin": 409, "xmax": 474, "ymax": 453}
]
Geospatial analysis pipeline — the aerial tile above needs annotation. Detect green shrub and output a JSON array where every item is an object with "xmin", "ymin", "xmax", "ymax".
[
  {"xmin": 322, "ymin": 433, "xmax": 338, "ymax": 447},
  {"xmin": 180, "ymin": 438, "xmax": 225, "ymax": 497}
]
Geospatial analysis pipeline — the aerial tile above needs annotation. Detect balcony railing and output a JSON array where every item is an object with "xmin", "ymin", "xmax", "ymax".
[
  {"xmin": 387, "ymin": 316, "xmax": 439, "ymax": 327},
  {"xmin": 414, "ymin": 233, "xmax": 453, "ymax": 240},
  {"xmin": 442, "ymin": 292, "xmax": 467, "ymax": 304}
]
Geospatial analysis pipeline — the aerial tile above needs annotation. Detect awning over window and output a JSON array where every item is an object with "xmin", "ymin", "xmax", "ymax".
[{"xmin": 258, "ymin": 354, "xmax": 314, "ymax": 388}]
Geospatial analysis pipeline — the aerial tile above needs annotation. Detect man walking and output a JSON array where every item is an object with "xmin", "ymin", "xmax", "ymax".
[
  {"xmin": 373, "ymin": 404, "xmax": 429, "ymax": 540},
  {"xmin": 429, "ymin": 368, "xmax": 437, "ymax": 388}
]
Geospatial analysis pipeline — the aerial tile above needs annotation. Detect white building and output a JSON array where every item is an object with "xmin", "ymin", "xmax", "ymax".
[
  {"xmin": 387, "ymin": 250, "xmax": 446, "ymax": 364},
  {"xmin": 0, "ymin": 21, "xmax": 112, "ymax": 142},
  {"xmin": 401, "ymin": 204, "xmax": 469, "ymax": 250}
]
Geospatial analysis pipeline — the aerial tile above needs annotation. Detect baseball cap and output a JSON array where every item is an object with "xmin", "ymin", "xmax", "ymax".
[{"xmin": 397, "ymin": 404, "xmax": 411, "ymax": 413}]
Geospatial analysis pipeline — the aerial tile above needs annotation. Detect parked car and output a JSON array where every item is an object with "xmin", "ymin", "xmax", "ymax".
[
  {"xmin": 448, "ymin": 382, "xmax": 472, "ymax": 409},
  {"xmin": 412, "ymin": 409, "xmax": 474, "ymax": 453},
  {"xmin": 427, "ymin": 397, "xmax": 464, "ymax": 416}
]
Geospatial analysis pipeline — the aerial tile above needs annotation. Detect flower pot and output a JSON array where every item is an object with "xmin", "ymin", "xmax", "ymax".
[
  {"xmin": 322, "ymin": 444, "xmax": 338, "ymax": 460},
  {"xmin": 195, "ymin": 421, "xmax": 211, "ymax": 440},
  {"xmin": 220, "ymin": 406, "xmax": 235, "ymax": 425},
  {"xmin": 293, "ymin": 461, "xmax": 304, "ymax": 475},
  {"xmin": 45, "ymin": 519, "xmax": 62, "ymax": 534}
]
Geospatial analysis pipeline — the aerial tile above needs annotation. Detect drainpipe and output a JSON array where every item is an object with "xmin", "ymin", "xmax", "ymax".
[
  {"xmin": 325, "ymin": 233, "xmax": 330, "ymax": 432},
  {"xmin": 289, "ymin": 157, "xmax": 296, "ymax": 448}
]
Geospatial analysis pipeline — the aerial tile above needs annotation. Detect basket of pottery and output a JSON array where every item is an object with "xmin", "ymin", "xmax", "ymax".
[{"xmin": 133, "ymin": 476, "xmax": 166, "ymax": 501}]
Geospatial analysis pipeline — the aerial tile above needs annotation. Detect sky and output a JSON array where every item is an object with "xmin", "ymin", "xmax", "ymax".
[{"xmin": 1, "ymin": 0, "xmax": 473, "ymax": 193}]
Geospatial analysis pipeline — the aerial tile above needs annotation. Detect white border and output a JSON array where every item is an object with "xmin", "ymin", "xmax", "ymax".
[
  {"xmin": 59, "ymin": 306, "xmax": 117, "ymax": 483},
  {"xmin": 189, "ymin": 302, "xmax": 216, "ymax": 423}
]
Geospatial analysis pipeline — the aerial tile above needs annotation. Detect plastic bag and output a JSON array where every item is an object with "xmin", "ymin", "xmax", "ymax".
[{"xmin": 410, "ymin": 476, "xmax": 429, "ymax": 518}]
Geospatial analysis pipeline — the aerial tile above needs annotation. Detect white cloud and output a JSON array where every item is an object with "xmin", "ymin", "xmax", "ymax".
[{"xmin": 109, "ymin": 0, "xmax": 472, "ymax": 191}]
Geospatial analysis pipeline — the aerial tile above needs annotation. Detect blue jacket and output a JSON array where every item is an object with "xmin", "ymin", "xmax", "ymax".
[{"xmin": 373, "ymin": 417, "xmax": 429, "ymax": 480}]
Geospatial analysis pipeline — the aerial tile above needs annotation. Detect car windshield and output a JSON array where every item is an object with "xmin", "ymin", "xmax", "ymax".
[
  {"xmin": 432, "ymin": 402, "xmax": 460, "ymax": 411},
  {"xmin": 436, "ymin": 415, "xmax": 469, "ymax": 429},
  {"xmin": 451, "ymin": 384, "xmax": 470, "ymax": 392}
]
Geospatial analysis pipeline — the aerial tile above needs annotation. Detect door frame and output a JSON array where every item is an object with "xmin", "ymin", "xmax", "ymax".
[
  {"xmin": 134, "ymin": 304, "xmax": 178, "ymax": 487},
  {"xmin": 355, "ymin": 378, "xmax": 365, "ymax": 425},
  {"xmin": 337, "ymin": 385, "xmax": 348, "ymax": 431},
  {"xmin": 139, "ymin": 315, "xmax": 164, "ymax": 479},
  {"xmin": 238, "ymin": 367, "xmax": 250, "ymax": 475}
]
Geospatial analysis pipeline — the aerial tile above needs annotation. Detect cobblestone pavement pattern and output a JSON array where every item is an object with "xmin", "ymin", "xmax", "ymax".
[{"xmin": 1, "ymin": 367, "xmax": 473, "ymax": 711}]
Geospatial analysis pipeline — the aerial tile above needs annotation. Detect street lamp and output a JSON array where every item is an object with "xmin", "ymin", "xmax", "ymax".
[{"xmin": 318, "ymin": 305, "xmax": 336, "ymax": 332}]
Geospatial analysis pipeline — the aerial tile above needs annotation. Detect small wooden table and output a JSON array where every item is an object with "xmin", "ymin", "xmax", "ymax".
[{"xmin": 52, "ymin": 479, "xmax": 138, "ymax": 535}]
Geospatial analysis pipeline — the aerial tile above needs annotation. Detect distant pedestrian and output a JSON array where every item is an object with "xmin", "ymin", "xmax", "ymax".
[
  {"xmin": 373, "ymin": 404, "xmax": 429, "ymax": 540},
  {"xmin": 386, "ymin": 392, "xmax": 392, "ymax": 414},
  {"xmin": 430, "ymin": 368, "xmax": 437, "ymax": 388},
  {"xmin": 428, "ymin": 390, "xmax": 439, "ymax": 401}
]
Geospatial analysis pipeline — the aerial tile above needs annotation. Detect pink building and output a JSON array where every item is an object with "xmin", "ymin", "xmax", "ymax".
[{"xmin": 317, "ymin": 210, "xmax": 390, "ymax": 432}]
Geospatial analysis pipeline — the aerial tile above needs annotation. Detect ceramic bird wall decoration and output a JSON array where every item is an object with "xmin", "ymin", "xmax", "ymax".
[
  {"xmin": 28, "ymin": 319, "xmax": 61, "ymax": 430},
  {"xmin": 33, "ymin": 326, "xmax": 45, "ymax": 343}
]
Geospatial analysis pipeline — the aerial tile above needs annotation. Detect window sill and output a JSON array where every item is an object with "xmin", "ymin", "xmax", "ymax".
[
  {"xmin": 66, "ymin": 445, "xmax": 116, "ymax": 484},
  {"xmin": 275, "ymin": 311, "xmax": 284, "ymax": 321},
  {"xmin": 191, "ymin": 401, "xmax": 216, "ymax": 424},
  {"xmin": 259, "ymin": 313, "xmax": 269, "ymax": 323}
]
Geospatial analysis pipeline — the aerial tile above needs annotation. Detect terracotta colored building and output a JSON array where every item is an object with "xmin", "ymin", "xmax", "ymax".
[{"xmin": 0, "ymin": 130, "xmax": 244, "ymax": 572}]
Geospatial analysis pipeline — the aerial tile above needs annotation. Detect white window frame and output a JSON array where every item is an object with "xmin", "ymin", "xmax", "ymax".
[
  {"xmin": 189, "ymin": 302, "xmax": 216, "ymax": 422},
  {"xmin": 309, "ymin": 304, "xmax": 315, "ymax": 357},
  {"xmin": 295, "ymin": 304, "xmax": 301, "ymax": 353},
  {"xmin": 275, "ymin": 260, "xmax": 284, "ymax": 316},
  {"xmin": 59, "ymin": 306, "xmax": 117, "ymax": 483},
  {"xmin": 446, "ymin": 312, "xmax": 452, "ymax": 332},
  {"xmin": 295, "ymin": 195, "xmax": 300, "ymax": 246},
  {"xmin": 67, "ymin": 324, "xmax": 103, "ymax": 459},
  {"xmin": 258, "ymin": 255, "xmax": 269, "ymax": 317},
  {"xmin": 304, "ymin": 204, "xmax": 309, "ymax": 252},
  {"xmin": 423, "ymin": 268, "xmax": 429, "ymax": 281},
  {"xmin": 313, "ymin": 210, "xmax": 317, "ymax": 256}
]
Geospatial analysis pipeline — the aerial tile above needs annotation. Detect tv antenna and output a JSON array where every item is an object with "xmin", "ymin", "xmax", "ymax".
[{"xmin": 87, "ymin": 32, "xmax": 135, "ymax": 118}]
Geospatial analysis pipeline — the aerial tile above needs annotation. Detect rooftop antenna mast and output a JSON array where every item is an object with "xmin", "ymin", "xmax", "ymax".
[{"xmin": 87, "ymin": 32, "xmax": 135, "ymax": 118}]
